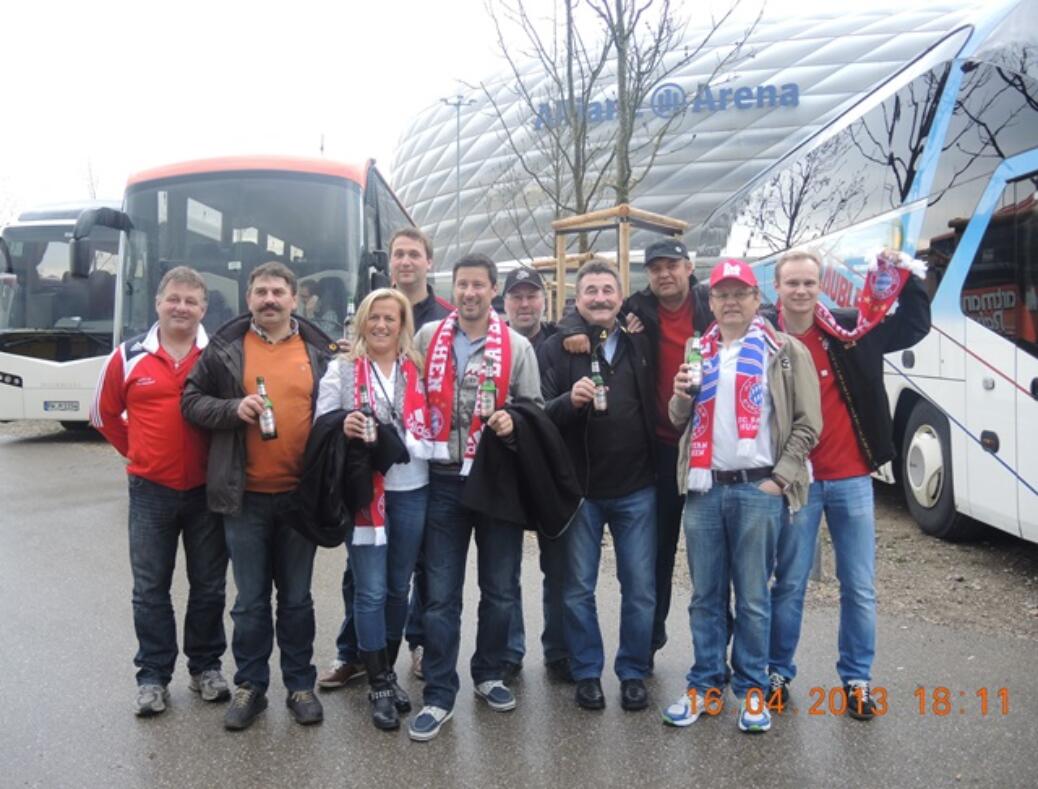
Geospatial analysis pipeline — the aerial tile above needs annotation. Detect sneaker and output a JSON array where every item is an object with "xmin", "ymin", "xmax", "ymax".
[
  {"xmin": 135, "ymin": 684, "xmax": 170, "ymax": 717},
  {"xmin": 410, "ymin": 646, "xmax": 424, "ymax": 680},
  {"xmin": 286, "ymin": 689, "xmax": 324, "ymax": 725},
  {"xmin": 661, "ymin": 691, "xmax": 701, "ymax": 727},
  {"xmin": 188, "ymin": 669, "xmax": 231, "ymax": 702},
  {"xmin": 845, "ymin": 680, "xmax": 877, "ymax": 721},
  {"xmin": 408, "ymin": 705, "xmax": 454, "ymax": 742},
  {"xmin": 768, "ymin": 672, "xmax": 790, "ymax": 705},
  {"xmin": 317, "ymin": 660, "xmax": 366, "ymax": 689},
  {"xmin": 737, "ymin": 698, "xmax": 772, "ymax": 733},
  {"xmin": 474, "ymin": 680, "xmax": 517, "ymax": 712},
  {"xmin": 223, "ymin": 685, "xmax": 268, "ymax": 731}
]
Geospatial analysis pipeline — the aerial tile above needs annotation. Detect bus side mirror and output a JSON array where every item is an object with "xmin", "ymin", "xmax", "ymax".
[
  {"xmin": 370, "ymin": 270, "xmax": 390, "ymax": 290},
  {"xmin": 70, "ymin": 207, "xmax": 133, "ymax": 278},
  {"xmin": 0, "ymin": 237, "xmax": 10, "ymax": 272},
  {"xmin": 369, "ymin": 249, "xmax": 389, "ymax": 273}
]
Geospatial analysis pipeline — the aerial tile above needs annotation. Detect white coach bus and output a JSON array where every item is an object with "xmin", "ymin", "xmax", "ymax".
[{"xmin": 688, "ymin": 0, "xmax": 1038, "ymax": 544}]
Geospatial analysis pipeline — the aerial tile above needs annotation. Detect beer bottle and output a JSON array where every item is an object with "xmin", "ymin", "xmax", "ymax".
[
  {"xmin": 256, "ymin": 376, "xmax": 277, "ymax": 440},
  {"xmin": 590, "ymin": 356, "xmax": 608, "ymax": 416},
  {"xmin": 359, "ymin": 383, "xmax": 378, "ymax": 446},
  {"xmin": 478, "ymin": 358, "xmax": 497, "ymax": 422},
  {"xmin": 686, "ymin": 334, "xmax": 703, "ymax": 396}
]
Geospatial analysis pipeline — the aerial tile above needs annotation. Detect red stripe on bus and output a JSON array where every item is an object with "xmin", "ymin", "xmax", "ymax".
[{"xmin": 127, "ymin": 156, "xmax": 368, "ymax": 187}]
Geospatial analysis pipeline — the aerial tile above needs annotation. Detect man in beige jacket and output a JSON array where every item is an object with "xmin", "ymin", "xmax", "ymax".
[{"xmin": 660, "ymin": 258, "xmax": 820, "ymax": 734}]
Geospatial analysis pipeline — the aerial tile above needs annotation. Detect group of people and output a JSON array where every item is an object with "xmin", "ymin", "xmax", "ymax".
[{"xmin": 91, "ymin": 225, "xmax": 930, "ymax": 739}]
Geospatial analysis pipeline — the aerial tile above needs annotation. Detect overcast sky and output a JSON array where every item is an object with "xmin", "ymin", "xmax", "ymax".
[{"xmin": 0, "ymin": 0, "xmax": 945, "ymax": 219}]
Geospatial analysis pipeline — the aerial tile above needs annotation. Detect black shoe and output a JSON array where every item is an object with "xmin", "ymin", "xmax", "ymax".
[
  {"xmin": 502, "ymin": 660, "xmax": 524, "ymax": 683},
  {"xmin": 620, "ymin": 679, "xmax": 649, "ymax": 711},
  {"xmin": 286, "ymin": 689, "xmax": 324, "ymax": 725},
  {"xmin": 769, "ymin": 672, "xmax": 790, "ymax": 705},
  {"xmin": 224, "ymin": 685, "xmax": 268, "ymax": 731},
  {"xmin": 387, "ymin": 670, "xmax": 412, "ymax": 714},
  {"xmin": 575, "ymin": 678, "xmax": 606, "ymax": 710},
  {"xmin": 545, "ymin": 657, "xmax": 574, "ymax": 684},
  {"xmin": 360, "ymin": 649, "xmax": 401, "ymax": 730},
  {"xmin": 845, "ymin": 682, "xmax": 877, "ymax": 721}
]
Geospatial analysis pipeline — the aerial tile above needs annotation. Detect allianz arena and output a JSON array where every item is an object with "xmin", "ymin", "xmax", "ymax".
[{"xmin": 391, "ymin": 1, "xmax": 1001, "ymax": 265}]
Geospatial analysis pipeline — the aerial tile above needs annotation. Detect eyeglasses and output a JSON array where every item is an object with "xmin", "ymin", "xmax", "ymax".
[{"xmin": 709, "ymin": 288, "xmax": 757, "ymax": 303}]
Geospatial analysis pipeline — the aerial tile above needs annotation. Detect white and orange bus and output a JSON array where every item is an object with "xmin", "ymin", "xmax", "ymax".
[{"xmin": 73, "ymin": 155, "xmax": 414, "ymax": 359}]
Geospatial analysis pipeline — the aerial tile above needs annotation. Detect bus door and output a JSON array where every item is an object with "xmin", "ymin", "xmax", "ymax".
[
  {"xmin": 957, "ymin": 181, "xmax": 1021, "ymax": 533},
  {"xmin": 1010, "ymin": 174, "xmax": 1038, "ymax": 542}
]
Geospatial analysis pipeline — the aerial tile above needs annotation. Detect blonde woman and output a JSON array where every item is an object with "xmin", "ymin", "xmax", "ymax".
[{"xmin": 314, "ymin": 288, "xmax": 431, "ymax": 731}]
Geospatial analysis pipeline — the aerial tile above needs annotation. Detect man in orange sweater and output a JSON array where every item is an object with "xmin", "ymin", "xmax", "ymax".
[{"xmin": 183, "ymin": 261, "xmax": 334, "ymax": 731}]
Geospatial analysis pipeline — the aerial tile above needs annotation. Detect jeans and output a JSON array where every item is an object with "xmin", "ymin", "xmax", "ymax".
[
  {"xmin": 421, "ymin": 474, "xmax": 524, "ymax": 710},
  {"xmin": 652, "ymin": 441, "xmax": 683, "ymax": 651},
  {"xmin": 404, "ymin": 554, "xmax": 426, "ymax": 650},
  {"xmin": 564, "ymin": 486, "xmax": 656, "ymax": 681},
  {"xmin": 344, "ymin": 487, "xmax": 428, "ymax": 652},
  {"xmin": 223, "ymin": 491, "xmax": 317, "ymax": 692},
  {"xmin": 537, "ymin": 531, "xmax": 569, "ymax": 663},
  {"xmin": 770, "ymin": 476, "xmax": 877, "ymax": 684},
  {"xmin": 683, "ymin": 482, "xmax": 782, "ymax": 698},
  {"xmin": 127, "ymin": 475, "xmax": 227, "ymax": 686}
]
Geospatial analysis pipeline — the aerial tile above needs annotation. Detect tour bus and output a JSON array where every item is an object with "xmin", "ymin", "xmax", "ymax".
[
  {"xmin": 0, "ymin": 201, "xmax": 120, "ymax": 426},
  {"xmin": 687, "ymin": 0, "xmax": 1037, "ymax": 544},
  {"xmin": 73, "ymin": 155, "xmax": 413, "ymax": 357}
]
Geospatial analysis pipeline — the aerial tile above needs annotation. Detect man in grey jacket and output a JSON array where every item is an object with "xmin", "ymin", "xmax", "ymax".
[
  {"xmin": 406, "ymin": 254, "xmax": 543, "ymax": 742},
  {"xmin": 660, "ymin": 259, "xmax": 820, "ymax": 735}
]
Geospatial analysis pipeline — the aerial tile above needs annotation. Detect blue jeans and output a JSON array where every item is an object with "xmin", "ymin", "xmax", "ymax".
[
  {"xmin": 770, "ymin": 476, "xmax": 877, "ymax": 684},
  {"xmin": 564, "ymin": 486, "xmax": 656, "ymax": 681},
  {"xmin": 404, "ymin": 553, "xmax": 426, "ymax": 650},
  {"xmin": 421, "ymin": 474, "xmax": 524, "ymax": 710},
  {"xmin": 684, "ymin": 483, "xmax": 782, "ymax": 698},
  {"xmin": 344, "ymin": 487, "xmax": 428, "ymax": 652},
  {"xmin": 223, "ymin": 491, "xmax": 317, "ymax": 692},
  {"xmin": 127, "ymin": 475, "xmax": 227, "ymax": 686}
]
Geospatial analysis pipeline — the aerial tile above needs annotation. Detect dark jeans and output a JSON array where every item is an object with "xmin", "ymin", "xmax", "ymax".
[
  {"xmin": 332, "ymin": 487, "xmax": 428, "ymax": 654},
  {"xmin": 652, "ymin": 440, "xmax": 684, "ymax": 651},
  {"xmin": 404, "ymin": 554, "xmax": 426, "ymax": 651},
  {"xmin": 128, "ymin": 475, "xmax": 227, "ymax": 686},
  {"xmin": 224, "ymin": 491, "xmax": 317, "ymax": 692},
  {"xmin": 421, "ymin": 474, "xmax": 524, "ymax": 710}
]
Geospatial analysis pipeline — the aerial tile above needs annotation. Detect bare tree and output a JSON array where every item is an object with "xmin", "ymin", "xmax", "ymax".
[
  {"xmin": 481, "ymin": 0, "xmax": 616, "ymax": 251},
  {"xmin": 588, "ymin": 0, "xmax": 761, "ymax": 203},
  {"xmin": 85, "ymin": 159, "xmax": 100, "ymax": 201}
]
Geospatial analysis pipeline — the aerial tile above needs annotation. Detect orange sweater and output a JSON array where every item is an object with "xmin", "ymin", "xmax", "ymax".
[{"xmin": 242, "ymin": 331, "xmax": 314, "ymax": 493}]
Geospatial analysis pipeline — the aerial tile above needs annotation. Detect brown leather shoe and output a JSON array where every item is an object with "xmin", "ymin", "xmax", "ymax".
[{"xmin": 317, "ymin": 660, "xmax": 366, "ymax": 690}]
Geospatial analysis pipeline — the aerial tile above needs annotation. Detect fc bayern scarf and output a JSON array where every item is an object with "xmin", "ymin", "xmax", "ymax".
[
  {"xmin": 686, "ymin": 316, "xmax": 779, "ymax": 493},
  {"xmin": 795, "ymin": 250, "xmax": 926, "ymax": 343},
  {"xmin": 424, "ymin": 308, "xmax": 511, "ymax": 476},
  {"xmin": 351, "ymin": 357, "xmax": 432, "ymax": 546}
]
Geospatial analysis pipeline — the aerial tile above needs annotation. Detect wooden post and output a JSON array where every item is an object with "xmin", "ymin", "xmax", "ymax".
[
  {"xmin": 555, "ymin": 233, "xmax": 567, "ymax": 319},
  {"xmin": 618, "ymin": 219, "xmax": 631, "ymax": 297}
]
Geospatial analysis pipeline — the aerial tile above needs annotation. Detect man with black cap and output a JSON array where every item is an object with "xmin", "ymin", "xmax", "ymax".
[
  {"xmin": 622, "ymin": 239, "xmax": 712, "ymax": 661},
  {"xmin": 502, "ymin": 265, "xmax": 568, "ymax": 683},
  {"xmin": 503, "ymin": 266, "xmax": 556, "ymax": 353}
]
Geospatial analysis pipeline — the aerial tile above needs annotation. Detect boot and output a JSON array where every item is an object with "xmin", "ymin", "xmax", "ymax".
[
  {"xmin": 359, "ymin": 649, "xmax": 399, "ymax": 731},
  {"xmin": 386, "ymin": 638, "xmax": 412, "ymax": 714}
]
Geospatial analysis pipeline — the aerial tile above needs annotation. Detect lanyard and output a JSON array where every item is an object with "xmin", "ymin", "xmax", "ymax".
[{"xmin": 369, "ymin": 359, "xmax": 401, "ymax": 424}]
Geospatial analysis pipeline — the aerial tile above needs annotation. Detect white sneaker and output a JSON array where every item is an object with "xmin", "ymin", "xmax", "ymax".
[
  {"xmin": 661, "ymin": 691, "xmax": 702, "ymax": 727},
  {"xmin": 135, "ymin": 684, "xmax": 170, "ymax": 717},
  {"xmin": 189, "ymin": 669, "xmax": 231, "ymax": 702},
  {"xmin": 737, "ymin": 697, "xmax": 772, "ymax": 733}
]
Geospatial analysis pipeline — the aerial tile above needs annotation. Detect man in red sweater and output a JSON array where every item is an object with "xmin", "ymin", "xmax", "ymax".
[{"xmin": 91, "ymin": 266, "xmax": 229, "ymax": 717}]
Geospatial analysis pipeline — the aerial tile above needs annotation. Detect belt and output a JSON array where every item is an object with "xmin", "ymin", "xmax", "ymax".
[{"xmin": 711, "ymin": 466, "xmax": 773, "ymax": 485}]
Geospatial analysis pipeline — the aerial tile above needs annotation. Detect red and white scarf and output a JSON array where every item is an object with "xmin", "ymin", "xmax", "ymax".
[
  {"xmin": 686, "ymin": 316, "xmax": 780, "ymax": 493},
  {"xmin": 352, "ymin": 356, "xmax": 432, "ymax": 546},
  {"xmin": 424, "ymin": 308, "xmax": 511, "ymax": 476},
  {"xmin": 795, "ymin": 250, "xmax": 926, "ymax": 343}
]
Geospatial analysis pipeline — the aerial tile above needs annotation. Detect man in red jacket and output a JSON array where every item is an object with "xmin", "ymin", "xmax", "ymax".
[{"xmin": 91, "ymin": 266, "xmax": 228, "ymax": 717}]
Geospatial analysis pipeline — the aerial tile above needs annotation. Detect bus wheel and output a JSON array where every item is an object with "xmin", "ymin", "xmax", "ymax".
[
  {"xmin": 60, "ymin": 421, "xmax": 93, "ymax": 432},
  {"xmin": 900, "ymin": 400, "xmax": 980, "ymax": 541}
]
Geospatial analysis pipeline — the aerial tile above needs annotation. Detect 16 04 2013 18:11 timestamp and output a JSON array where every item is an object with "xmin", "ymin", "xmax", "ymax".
[{"xmin": 914, "ymin": 687, "xmax": 1010, "ymax": 716}]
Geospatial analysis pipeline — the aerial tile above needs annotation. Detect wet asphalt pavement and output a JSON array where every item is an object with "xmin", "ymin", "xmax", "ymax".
[{"xmin": 1, "ymin": 424, "xmax": 1036, "ymax": 788}]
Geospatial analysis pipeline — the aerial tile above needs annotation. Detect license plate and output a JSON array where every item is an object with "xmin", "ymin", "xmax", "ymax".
[{"xmin": 43, "ymin": 400, "xmax": 80, "ymax": 412}]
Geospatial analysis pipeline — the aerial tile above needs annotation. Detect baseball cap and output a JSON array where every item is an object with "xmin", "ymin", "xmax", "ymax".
[
  {"xmin": 643, "ymin": 238, "xmax": 690, "ymax": 265},
  {"xmin": 709, "ymin": 258, "xmax": 758, "ymax": 289},
  {"xmin": 503, "ymin": 267, "xmax": 545, "ymax": 295}
]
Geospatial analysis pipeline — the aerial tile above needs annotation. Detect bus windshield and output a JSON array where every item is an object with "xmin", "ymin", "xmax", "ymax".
[
  {"xmin": 121, "ymin": 172, "xmax": 364, "ymax": 338},
  {"xmin": 0, "ymin": 224, "xmax": 119, "ymax": 335}
]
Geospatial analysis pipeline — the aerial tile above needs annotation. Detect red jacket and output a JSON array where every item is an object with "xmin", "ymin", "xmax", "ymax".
[{"xmin": 91, "ymin": 323, "xmax": 210, "ymax": 490}]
